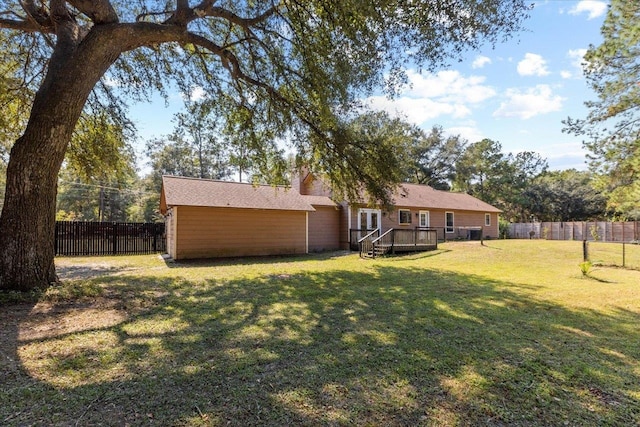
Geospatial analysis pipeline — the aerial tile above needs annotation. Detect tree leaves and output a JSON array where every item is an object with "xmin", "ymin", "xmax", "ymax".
[
  {"xmin": 563, "ymin": 0, "xmax": 640, "ymax": 219},
  {"xmin": 0, "ymin": 0, "xmax": 532, "ymax": 207}
]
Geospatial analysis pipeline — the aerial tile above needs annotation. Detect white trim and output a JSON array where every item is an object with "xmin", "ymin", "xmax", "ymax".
[
  {"xmin": 305, "ymin": 211, "xmax": 309, "ymax": 253},
  {"xmin": 485, "ymin": 213, "xmax": 491, "ymax": 227},
  {"xmin": 445, "ymin": 211, "xmax": 455, "ymax": 233},
  {"xmin": 347, "ymin": 204, "xmax": 352, "ymax": 243},
  {"xmin": 172, "ymin": 206, "xmax": 179, "ymax": 259},
  {"xmin": 419, "ymin": 210, "xmax": 430, "ymax": 228},
  {"xmin": 358, "ymin": 208, "xmax": 381, "ymax": 231},
  {"xmin": 398, "ymin": 209, "xmax": 412, "ymax": 225}
]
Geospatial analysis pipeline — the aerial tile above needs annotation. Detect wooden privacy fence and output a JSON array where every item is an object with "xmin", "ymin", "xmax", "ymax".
[
  {"xmin": 55, "ymin": 221, "xmax": 166, "ymax": 256},
  {"xmin": 508, "ymin": 221, "xmax": 640, "ymax": 242}
]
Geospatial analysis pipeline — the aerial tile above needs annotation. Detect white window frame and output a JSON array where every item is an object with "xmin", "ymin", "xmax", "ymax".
[
  {"xmin": 485, "ymin": 213, "xmax": 491, "ymax": 227},
  {"xmin": 358, "ymin": 208, "xmax": 381, "ymax": 231},
  {"xmin": 445, "ymin": 211, "xmax": 455, "ymax": 233},
  {"xmin": 398, "ymin": 209, "xmax": 412, "ymax": 225},
  {"xmin": 419, "ymin": 210, "xmax": 430, "ymax": 228}
]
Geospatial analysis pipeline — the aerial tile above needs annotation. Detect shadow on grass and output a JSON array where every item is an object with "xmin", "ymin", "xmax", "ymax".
[
  {"xmin": 162, "ymin": 250, "xmax": 351, "ymax": 269},
  {"xmin": 381, "ymin": 248, "xmax": 452, "ymax": 261},
  {"xmin": 2, "ymin": 264, "xmax": 639, "ymax": 426}
]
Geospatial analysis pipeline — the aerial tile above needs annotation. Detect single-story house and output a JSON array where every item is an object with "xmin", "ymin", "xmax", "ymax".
[
  {"xmin": 292, "ymin": 171, "xmax": 502, "ymax": 249},
  {"xmin": 160, "ymin": 176, "xmax": 339, "ymax": 260},
  {"xmin": 160, "ymin": 173, "xmax": 501, "ymax": 260}
]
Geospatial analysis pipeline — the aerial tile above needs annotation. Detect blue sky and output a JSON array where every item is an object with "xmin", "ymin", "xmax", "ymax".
[{"xmin": 130, "ymin": 0, "xmax": 609, "ymax": 172}]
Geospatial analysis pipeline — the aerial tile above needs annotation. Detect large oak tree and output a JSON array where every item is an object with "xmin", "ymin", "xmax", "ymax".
[{"xmin": 0, "ymin": 0, "xmax": 530, "ymax": 291}]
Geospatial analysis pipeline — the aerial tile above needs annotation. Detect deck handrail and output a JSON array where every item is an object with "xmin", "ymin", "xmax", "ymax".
[
  {"xmin": 370, "ymin": 228, "xmax": 393, "ymax": 245},
  {"xmin": 350, "ymin": 228, "xmax": 377, "ymax": 251},
  {"xmin": 371, "ymin": 228, "xmax": 439, "ymax": 257},
  {"xmin": 358, "ymin": 229, "xmax": 380, "ymax": 258},
  {"xmin": 370, "ymin": 229, "xmax": 395, "ymax": 258},
  {"xmin": 358, "ymin": 229, "xmax": 380, "ymax": 244}
]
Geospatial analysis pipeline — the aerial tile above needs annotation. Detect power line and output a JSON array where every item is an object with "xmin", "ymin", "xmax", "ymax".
[{"xmin": 58, "ymin": 180, "xmax": 158, "ymax": 197}]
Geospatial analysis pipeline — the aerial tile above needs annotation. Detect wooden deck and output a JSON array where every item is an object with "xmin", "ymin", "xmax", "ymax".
[
  {"xmin": 378, "ymin": 242, "xmax": 438, "ymax": 252},
  {"xmin": 358, "ymin": 228, "xmax": 438, "ymax": 258}
]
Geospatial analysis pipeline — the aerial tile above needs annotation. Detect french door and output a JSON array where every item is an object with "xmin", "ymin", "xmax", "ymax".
[{"xmin": 358, "ymin": 208, "xmax": 381, "ymax": 235}]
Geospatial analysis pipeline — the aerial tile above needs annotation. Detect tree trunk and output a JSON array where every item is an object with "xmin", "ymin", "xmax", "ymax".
[
  {"xmin": 0, "ymin": 29, "xmax": 122, "ymax": 291},
  {"xmin": 0, "ymin": 96, "xmax": 99, "ymax": 291},
  {"xmin": 0, "ymin": 22, "xmax": 191, "ymax": 291}
]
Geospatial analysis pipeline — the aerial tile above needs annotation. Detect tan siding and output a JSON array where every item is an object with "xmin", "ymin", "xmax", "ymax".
[
  {"xmin": 378, "ymin": 207, "xmax": 500, "ymax": 239},
  {"xmin": 301, "ymin": 175, "xmax": 333, "ymax": 197},
  {"xmin": 339, "ymin": 202, "xmax": 350, "ymax": 249},
  {"xmin": 174, "ymin": 206, "xmax": 307, "ymax": 260},
  {"xmin": 308, "ymin": 206, "xmax": 340, "ymax": 252},
  {"xmin": 381, "ymin": 208, "xmax": 399, "ymax": 231}
]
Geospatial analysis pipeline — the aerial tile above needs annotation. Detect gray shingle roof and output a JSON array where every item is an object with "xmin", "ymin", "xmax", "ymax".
[
  {"xmin": 301, "ymin": 195, "xmax": 338, "ymax": 207},
  {"xmin": 394, "ymin": 183, "xmax": 502, "ymax": 212},
  {"xmin": 160, "ymin": 176, "xmax": 319, "ymax": 213}
]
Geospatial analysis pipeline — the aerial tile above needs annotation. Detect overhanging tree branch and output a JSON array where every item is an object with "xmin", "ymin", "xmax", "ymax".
[{"xmin": 66, "ymin": 0, "xmax": 118, "ymax": 24}]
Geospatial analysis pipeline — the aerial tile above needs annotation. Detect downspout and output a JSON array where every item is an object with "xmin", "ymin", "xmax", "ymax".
[
  {"xmin": 306, "ymin": 211, "xmax": 309, "ymax": 253},
  {"xmin": 347, "ymin": 203, "xmax": 352, "ymax": 246}
]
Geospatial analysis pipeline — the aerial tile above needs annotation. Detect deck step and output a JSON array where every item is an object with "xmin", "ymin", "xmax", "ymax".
[{"xmin": 367, "ymin": 246, "xmax": 390, "ymax": 257}]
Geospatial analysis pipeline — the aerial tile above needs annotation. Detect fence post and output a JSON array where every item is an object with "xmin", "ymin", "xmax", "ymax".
[
  {"xmin": 112, "ymin": 222, "xmax": 118, "ymax": 255},
  {"xmin": 153, "ymin": 223, "xmax": 158, "ymax": 253},
  {"xmin": 583, "ymin": 240, "xmax": 589, "ymax": 262},
  {"xmin": 54, "ymin": 222, "xmax": 59, "ymax": 256}
]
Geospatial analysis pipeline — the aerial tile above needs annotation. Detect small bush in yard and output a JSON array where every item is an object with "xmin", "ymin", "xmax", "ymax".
[{"xmin": 579, "ymin": 260, "xmax": 593, "ymax": 277}]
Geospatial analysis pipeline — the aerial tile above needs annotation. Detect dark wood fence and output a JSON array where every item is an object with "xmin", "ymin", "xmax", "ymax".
[{"xmin": 55, "ymin": 221, "xmax": 166, "ymax": 256}]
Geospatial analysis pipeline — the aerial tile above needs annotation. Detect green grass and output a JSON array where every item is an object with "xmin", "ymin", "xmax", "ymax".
[
  {"xmin": 1, "ymin": 240, "xmax": 639, "ymax": 426},
  {"xmin": 587, "ymin": 241, "xmax": 640, "ymax": 270}
]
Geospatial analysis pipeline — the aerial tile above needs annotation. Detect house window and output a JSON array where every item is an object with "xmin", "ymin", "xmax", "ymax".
[
  {"xmin": 485, "ymin": 213, "xmax": 491, "ymax": 226},
  {"xmin": 419, "ymin": 210, "xmax": 430, "ymax": 228},
  {"xmin": 358, "ymin": 208, "xmax": 380, "ymax": 231},
  {"xmin": 398, "ymin": 209, "xmax": 412, "ymax": 225},
  {"xmin": 445, "ymin": 212, "xmax": 454, "ymax": 233}
]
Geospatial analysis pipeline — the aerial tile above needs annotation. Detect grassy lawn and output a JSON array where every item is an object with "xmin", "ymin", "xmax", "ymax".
[
  {"xmin": 1, "ymin": 240, "xmax": 639, "ymax": 426},
  {"xmin": 587, "ymin": 241, "xmax": 640, "ymax": 270}
]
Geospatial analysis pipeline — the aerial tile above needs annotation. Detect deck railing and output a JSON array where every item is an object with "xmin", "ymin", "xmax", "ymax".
[
  {"xmin": 368, "ymin": 228, "xmax": 438, "ymax": 258},
  {"xmin": 358, "ymin": 229, "xmax": 380, "ymax": 257},
  {"xmin": 413, "ymin": 228, "xmax": 439, "ymax": 246},
  {"xmin": 350, "ymin": 228, "xmax": 377, "ymax": 251},
  {"xmin": 370, "ymin": 229, "xmax": 394, "ymax": 257}
]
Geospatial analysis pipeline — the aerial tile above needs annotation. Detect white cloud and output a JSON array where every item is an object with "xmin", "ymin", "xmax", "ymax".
[
  {"xmin": 366, "ymin": 69, "xmax": 496, "ymax": 125},
  {"xmin": 517, "ymin": 53, "xmax": 550, "ymax": 77},
  {"xmin": 102, "ymin": 75, "xmax": 121, "ymax": 87},
  {"xmin": 367, "ymin": 96, "xmax": 470, "ymax": 124},
  {"xmin": 543, "ymin": 142, "xmax": 585, "ymax": 160},
  {"xmin": 472, "ymin": 55, "xmax": 492, "ymax": 69},
  {"xmin": 444, "ymin": 125, "xmax": 484, "ymax": 144},
  {"xmin": 569, "ymin": 1, "xmax": 608, "ymax": 20},
  {"xmin": 405, "ymin": 70, "xmax": 496, "ymax": 103},
  {"xmin": 568, "ymin": 48, "xmax": 587, "ymax": 69},
  {"xmin": 536, "ymin": 142, "xmax": 588, "ymax": 170},
  {"xmin": 493, "ymin": 84, "xmax": 565, "ymax": 119},
  {"xmin": 189, "ymin": 86, "xmax": 207, "ymax": 101},
  {"xmin": 558, "ymin": 49, "xmax": 588, "ymax": 79}
]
